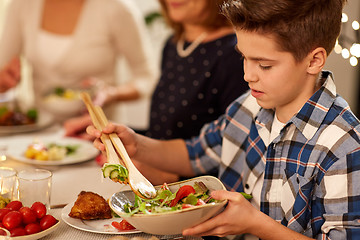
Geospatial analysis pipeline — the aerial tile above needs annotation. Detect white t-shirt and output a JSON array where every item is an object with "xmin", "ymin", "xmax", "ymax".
[{"xmin": 37, "ymin": 30, "xmax": 72, "ymax": 68}]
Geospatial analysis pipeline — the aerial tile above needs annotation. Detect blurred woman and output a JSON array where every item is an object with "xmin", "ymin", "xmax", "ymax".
[
  {"xmin": 0, "ymin": 0, "xmax": 156, "ymax": 138},
  {"xmin": 135, "ymin": 0, "xmax": 248, "ymax": 184}
]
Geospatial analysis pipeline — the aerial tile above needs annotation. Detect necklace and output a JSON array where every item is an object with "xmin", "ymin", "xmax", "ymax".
[{"xmin": 176, "ymin": 32, "xmax": 208, "ymax": 58}]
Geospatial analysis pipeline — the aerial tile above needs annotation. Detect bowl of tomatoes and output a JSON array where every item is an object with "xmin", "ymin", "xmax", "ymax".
[
  {"xmin": 0, "ymin": 200, "xmax": 59, "ymax": 239},
  {"xmin": 109, "ymin": 175, "xmax": 227, "ymax": 235}
]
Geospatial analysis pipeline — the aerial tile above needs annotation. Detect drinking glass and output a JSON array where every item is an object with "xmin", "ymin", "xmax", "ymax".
[
  {"xmin": 0, "ymin": 167, "xmax": 17, "ymax": 201},
  {"xmin": 17, "ymin": 169, "xmax": 52, "ymax": 210}
]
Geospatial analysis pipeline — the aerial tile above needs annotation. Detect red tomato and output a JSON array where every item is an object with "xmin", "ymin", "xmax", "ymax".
[
  {"xmin": 0, "ymin": 208, "xmax": 11, "ymax": 221},
  {"xmin": 112, "ymin": 220, "xmax": 135, "ymax": 230},
  {"xmin": 25, "ymin": 223, "xmax": 41, "ymax": 235},
  {"xmin": 2, "ymin": 211, "xmax": 22, "ymax": 230},
  {"xmin": 10, "ymin": 227, "xmax": 26, "ymax": 237},
  {"xmin": 39, "ymin": 215, "xmax": 57, "ymax": 230},
  {"xmin": 30, "ymin": 202, "xmax": 47, "ymax": 219},
  {"xmin": 169, "ymin": 185, "xmax": 196, "ymax": 207},
  {"xmin": 5, "ymin": 201, "xmax": 23, "ymax": 211},
  {"xmin": 19, "ymin": 207, "xmax": 37, "ymax": 224}
]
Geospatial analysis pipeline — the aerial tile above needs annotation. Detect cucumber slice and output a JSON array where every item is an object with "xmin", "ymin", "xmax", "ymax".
[
  {"xmin": 102, "ymin": 164, "xmax": 119, "ymax": 178},
  {"xmin": 110, "ymin": 169, "xmax": 120, "ymax": 179}
]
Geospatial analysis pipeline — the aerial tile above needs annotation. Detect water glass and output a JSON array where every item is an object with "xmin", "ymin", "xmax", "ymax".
[
  {"xmin": 0, "ymin": 167, "xmax": 17, "ymax": 201},
  {"xmin": 17, "ymin": 169, "xmax": 52, "ymax": 210},
  {"xmin": 0, "ymin": 145, "xmax": 7, "ymax": 162}
]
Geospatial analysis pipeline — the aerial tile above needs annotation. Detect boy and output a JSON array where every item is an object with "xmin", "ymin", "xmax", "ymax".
[{"xmin": 88, "ymin": 0, "xmax": 360, "ymax": 239}]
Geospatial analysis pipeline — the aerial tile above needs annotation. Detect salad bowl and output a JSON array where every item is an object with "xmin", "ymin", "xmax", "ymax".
[{"xmin": 109, "ymin": 175, "xmax": 227, "ymax": 235}]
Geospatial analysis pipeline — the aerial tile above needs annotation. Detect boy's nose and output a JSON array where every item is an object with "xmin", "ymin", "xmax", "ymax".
[{"xmin": 243, "ymin": 66, "xmax": 257, "ymax": 83}]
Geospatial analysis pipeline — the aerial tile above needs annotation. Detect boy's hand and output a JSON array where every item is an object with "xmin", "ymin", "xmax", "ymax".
[
  {"xmin": 182, "ymin": 190, "xmax": 260, "ymax": 237},
  {"xmin": 0, "ymin": 58, "xmax": 21, "ymax": 93},
  {"xmin": 86, "ymin": 123, "xmax": 138, "ymax": 158}
]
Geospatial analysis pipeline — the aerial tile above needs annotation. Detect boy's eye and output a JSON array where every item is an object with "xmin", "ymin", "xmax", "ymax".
[{"xmin": 259, "ymin": 64, "xmax": 271, "ymax": 70}]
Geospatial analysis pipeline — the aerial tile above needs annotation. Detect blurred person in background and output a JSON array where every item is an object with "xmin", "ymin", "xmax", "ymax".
[
  {"xmin": 134, "ymin": 0, "xmax": 248, "ymax": 185},
  {"xmin": 0, "ymin": 0, "xmax": 156, "ymax": 139}
]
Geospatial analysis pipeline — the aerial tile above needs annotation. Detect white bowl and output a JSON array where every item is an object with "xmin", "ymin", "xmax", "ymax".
[
  {"xmin": 109, "ymin": 175, "xmax": 227, "ymax": 235},
  {"xmin": 12, "ymin": 220, "xmax": 60, "ymax": 240},
  {"xmin": 41, "ymin": 94, "xmax": 84, "ymax": 118}
]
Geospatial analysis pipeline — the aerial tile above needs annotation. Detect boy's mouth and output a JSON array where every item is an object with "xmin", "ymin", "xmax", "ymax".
[{"xmin": 250, "ymin": 89, "xmax": 264, "ymax": 98}]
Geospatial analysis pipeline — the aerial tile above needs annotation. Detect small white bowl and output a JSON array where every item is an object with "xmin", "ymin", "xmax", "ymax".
[
  {"xmin": 41, "ymin": 94, "xmax": 84, "ymax": 119},
  {"xmin": 109, "ymin": 175, "xmax": 227, "ymax": 235}
]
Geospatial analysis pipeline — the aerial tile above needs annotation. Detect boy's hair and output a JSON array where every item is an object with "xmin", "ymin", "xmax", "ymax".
[
  {"xmin": 222, "ymin": 0, "xmax": 347, "ymax": 62},
  {"xmin": 158, "ymin": 0, "xmax": 232, "ymax": 41}
]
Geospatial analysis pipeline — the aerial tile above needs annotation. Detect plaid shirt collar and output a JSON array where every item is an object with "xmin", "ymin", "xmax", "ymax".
[{"xmin": 255, "ymin": 71, "xmax": 337, "ymax": 144}]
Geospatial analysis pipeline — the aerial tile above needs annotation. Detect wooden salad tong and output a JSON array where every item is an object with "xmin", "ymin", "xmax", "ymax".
[{"xmin": 80, "ymin": 92, "xmax": 157, "ymax": 199}]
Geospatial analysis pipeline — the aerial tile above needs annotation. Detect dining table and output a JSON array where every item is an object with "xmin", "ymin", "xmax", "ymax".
[{"xmin": 0, "ymin": 122, "xmax": 203, "ymax": 240}]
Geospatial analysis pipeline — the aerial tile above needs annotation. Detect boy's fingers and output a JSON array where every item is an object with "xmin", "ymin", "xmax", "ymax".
[
  {"xmin": 86, "ymin": 125, "xmax": 101, "ymax": 137},
  {"xmin": 183, "ymin": 214, "xmax": 223, "ymax": 236},
  {"xmin": 211, "ymin": 190, "xmax": 246, "ymax": 202},
  {"xmin": 93, "ymin": 138, "xmax": 105, "ymax": 152}
]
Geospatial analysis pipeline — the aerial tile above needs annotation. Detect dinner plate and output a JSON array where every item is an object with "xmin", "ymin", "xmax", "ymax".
[
  {"xmin": 7, "ymin": 137, "xmax": 99, "ymax": 166},
  {"xmin": 0, "ymin": 111, "xmax": 54, "ymax": 135},
  {"xmin": 11, "ymin": 220, "xmax": 60, "ymax": 240},
  {"xmin": 61, "ymin": 200, "xmax": 141, "ymax": 234}
]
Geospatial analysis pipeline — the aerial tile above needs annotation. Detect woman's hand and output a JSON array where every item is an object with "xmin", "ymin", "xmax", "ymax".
[
  {"xmin": 0, "ymin": 58, "xmax": 21, "ymax": 93},
  {"xmin": 63, "ymin": 114, "xmax": 94, "ymax": 140},
  {"xmin": 182, "ymin": 190, "xmax": 260, "ymax": 237}
]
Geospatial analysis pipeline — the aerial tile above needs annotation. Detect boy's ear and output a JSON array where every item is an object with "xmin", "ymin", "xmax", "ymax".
[{"xmin": 307, "ymin": 47, "xmax": 327, "ymax": 74}]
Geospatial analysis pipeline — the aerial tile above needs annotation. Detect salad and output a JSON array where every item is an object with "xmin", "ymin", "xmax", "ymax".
[{"xmin": 122, "ymin": 181, "xmax": 220, "ymax": 216}]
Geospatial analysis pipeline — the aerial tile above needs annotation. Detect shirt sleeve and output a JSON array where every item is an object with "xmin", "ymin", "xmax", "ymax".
[
  {"xmin": 185, "ymin": 114, "xmax": 228, "ymax": 176},
  {"xmin": 0, "ymin": 0, "xmax": 23, "ymax": 68},
  {"xmin": 314, "ymin": 150, "xmax": 360, "ymax": 239},
  {"xmin": 107, "ymin": 0, "xmax": 157, "ymax": 97}
]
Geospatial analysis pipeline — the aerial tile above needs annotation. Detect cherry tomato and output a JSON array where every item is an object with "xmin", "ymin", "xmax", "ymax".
[
  {"xmin": 2, "ymin": 211, "xmax": 22, "ymax": 230},
  {"xmin": 30, "ymin": 202, "xmax": 47, "ymax": 219},
  {"xmin": 19, "ymin": 207, "xmax": 37, "ymax": 224},
  {"xmin": 0, "ymin": 208, "xmax": 11, "ymax": 221},
  {"xmin": 112, "ymin": 220, "xmax": 135, "ymax": 230},
  {"xmin": 25, "ymin": 223, "xmax": 41, "ymax": 235},
  {"xmin": 39, "ymin": 214, "xmax": 57, "ymax": 230},
  {"xmin": 5, "ymin": 201, "xmax": 23, "ymax": 211},
  {"xmin": 10, "ymin": 227, "xmax": 26, "ymax": 237}
]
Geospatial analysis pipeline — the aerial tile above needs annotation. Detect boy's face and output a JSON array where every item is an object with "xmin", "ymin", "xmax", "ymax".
[{"xmin": 235, "ymin": 29, "xmax": 316, "ymax": 120}]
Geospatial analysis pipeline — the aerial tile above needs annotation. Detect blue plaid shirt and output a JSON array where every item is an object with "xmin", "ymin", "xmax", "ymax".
[{"xmin": 186, "ymin": 71, "xmax": 360, "ymax": 239}]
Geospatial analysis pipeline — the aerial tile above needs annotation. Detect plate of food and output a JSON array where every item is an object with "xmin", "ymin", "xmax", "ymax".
[
  {"xmin": 61, "ymin": 191, "xmax": 141, "ymax": 234},
  {"xmin": 0, "ymin": 108, "xmax": 54, "ymax": 135},
  {"xmin": 7, "ymin": 137, "xmax": 99, "ymax": 165}
]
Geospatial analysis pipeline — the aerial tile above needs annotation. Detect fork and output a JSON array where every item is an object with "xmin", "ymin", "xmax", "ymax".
[{"xmin": 80, "ymin": 92, "xmax": 157, "ymax": 199}]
